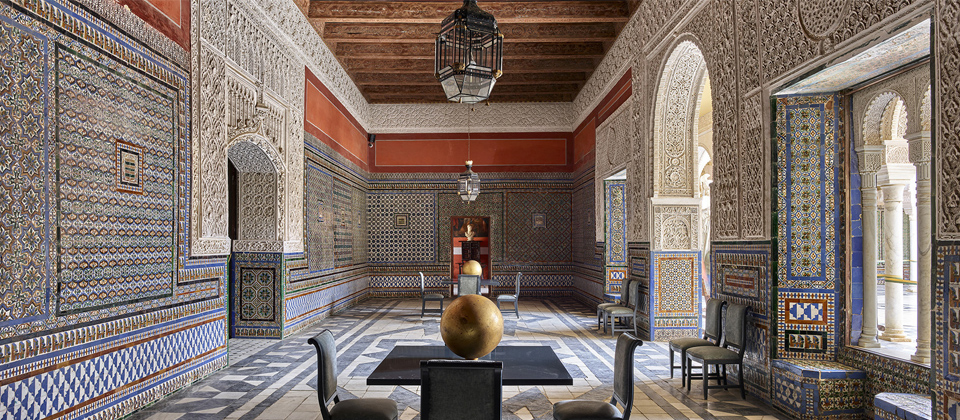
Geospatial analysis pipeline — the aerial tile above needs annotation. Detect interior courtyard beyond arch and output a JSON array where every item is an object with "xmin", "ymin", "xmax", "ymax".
[{"xmin": 0, "ymin": 0, "xmax": 957, "ymax": 418}]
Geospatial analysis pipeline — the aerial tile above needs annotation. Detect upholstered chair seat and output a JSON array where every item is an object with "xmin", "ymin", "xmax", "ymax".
[
  {"xmin": 553, "ymin": 399, "xmax": 623, "ymax": 420},
  {"xmin": 328, "ymin": 398, "xmax": 398, "ymax": 420}
]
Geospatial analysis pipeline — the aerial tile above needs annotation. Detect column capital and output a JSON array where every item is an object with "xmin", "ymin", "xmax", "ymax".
[
  {"xmin": 856, "ymin": 145, "xmax": 885, "ymax": 174},
  {"xmin": 906, "ymin": 131, "xmax": 932, "ymax": 164}
]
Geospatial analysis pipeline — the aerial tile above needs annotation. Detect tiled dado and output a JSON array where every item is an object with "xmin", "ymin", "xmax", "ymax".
[
  {"xmin": 647, "ymin": 251, "xmax": 701, "ymax": 341},
  {"xmin": 772, "ymin": 359, "xmax": 867, "ymax": 419},
  {"xmin": 0, "ymin": 307, "xmax": 227, "ymax": 419}
]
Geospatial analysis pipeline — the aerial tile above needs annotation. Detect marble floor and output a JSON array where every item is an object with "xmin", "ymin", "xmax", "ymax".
[{"xmin": 127, "ymin": 298, "xmax": 787, "ymax": 420}]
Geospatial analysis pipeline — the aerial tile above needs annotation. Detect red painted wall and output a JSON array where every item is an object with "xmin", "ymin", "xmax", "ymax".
[
  {"xmin": 119, "ymin": 0, "xmax": 190, "ymax": 50},
  {"xmin": 304, "ymin": 67, "xmax": 369, "ymax": 169}
]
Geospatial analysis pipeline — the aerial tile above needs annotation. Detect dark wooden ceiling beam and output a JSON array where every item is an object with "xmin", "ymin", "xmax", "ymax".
[
  {"xmin": 351, "ymin": 71, "xmax": 588, "ymax": 85},
  {"xmin": 321, "ymin": 22, "xmax": 618, "ymax": 42},
  {"xmin": 308, "ymin": 1, "xmax": 629, "ymax": 23},
  {"xmin": 367, "ymin": 92, "xmax": 576, "ymax": 103},
  {"xmin": 335, "ymin": 41, "xmax": 606, "ymax": 59},
  {"xmin": 341, "ymin": 57, "xmax": 596, "ymax": 73},
  {"xmin": 361, "ymin": 83, "xmax": 581, "ymax": 95}
]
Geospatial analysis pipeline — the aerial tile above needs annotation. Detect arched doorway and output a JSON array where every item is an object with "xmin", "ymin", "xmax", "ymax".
[
  {"xmin": 227, "ymin": 138, "xmax": 284, "ymax": 338},
  {"xmin": 646, "ymin": 39, "xmax": 712, "ymax": 341}
]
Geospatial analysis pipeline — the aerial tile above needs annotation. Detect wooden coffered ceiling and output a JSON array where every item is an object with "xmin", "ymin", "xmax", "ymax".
[{"xmin": 301, "ymin": 0, "xmax": 638, "ymax": 104}]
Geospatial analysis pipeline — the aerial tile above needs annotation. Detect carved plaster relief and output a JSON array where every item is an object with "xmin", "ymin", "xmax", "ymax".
[
  {"xmin": 368, "ymin": 102, "xmax": 574, "ymax": 133},
  {"xmin": 652, "ymin": 205, "xmax": 700, "ymax": 250}
]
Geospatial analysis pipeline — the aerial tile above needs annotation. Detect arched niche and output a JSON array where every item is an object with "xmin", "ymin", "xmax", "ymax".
[{"xmin": 227, "ymin": 135, "xmax": 285, "ymax": 252}]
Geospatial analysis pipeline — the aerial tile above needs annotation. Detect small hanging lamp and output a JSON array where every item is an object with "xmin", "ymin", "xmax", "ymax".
[
  {"xmin": 458, "ymin": 161, "xmax": 480, "ymax": 202},
  {"xmin": 435, "ymin": 0, "xmax": 504, "ymax": 104}
]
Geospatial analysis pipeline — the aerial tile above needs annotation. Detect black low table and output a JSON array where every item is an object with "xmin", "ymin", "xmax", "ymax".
[{"xmin": 366, "ymin": 345, "xmax": 573, "ymax": 386}]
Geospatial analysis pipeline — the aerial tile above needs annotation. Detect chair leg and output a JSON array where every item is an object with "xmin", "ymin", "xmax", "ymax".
[
  {"xmin": 680, "ymin": 350, "xmax": 686, "ymax": 387},
  {"xmin": 514, "ymin": 302, "xmax": 519, "ymax": 318},
  {"xmin": 669, "ymin": 349, "xmax": 674, "ymax": 379},
  {"xmin": 739, "ymin": 365, "xmax": 746, "ymax": 399},
  {"xmin": 702, "ymin": 363, "xmax": 709, "ymax": 400},
  {"xmin": 421, "ymin": 300, "xmax": 425, "ymax": 318},
  {"xmin": 686, "ymin": 358, "xmax": 693, "ymax": 392}
]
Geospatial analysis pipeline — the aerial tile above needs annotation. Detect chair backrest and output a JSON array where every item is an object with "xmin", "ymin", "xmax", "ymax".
[
  {"xmin": 514, "ymin": 272, "xmax": 521, "ymax": 296},
  {"xmin": 722, "ymin": 303, "xmax": 751, "ymax": 356},
  {"xmin": 459, "ymin": 274, "xmax": 480, "ymax": 296},
  {"xmin": 420, "ymin": 272, "xmax": 426, "ymax": 296},
  {"xmin": 621, "ymin": 279, "xmax": 636, "ymax": 308},
  {"xmin": 420, "ymin": 359, "xmax": 503, "ymax": 420},
  {"xmin": 612, "ymin": 332, "xmax": 643, "ymax": 418},
  {"xmin": 307, "ymin": 329, "xmax": 339, "ymax": 408},
  {"xmin": 704, "ymin": 298, "xmax": 726, "ymax": 342}
]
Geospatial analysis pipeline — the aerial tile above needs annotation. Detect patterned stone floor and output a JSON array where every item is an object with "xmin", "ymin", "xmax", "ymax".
[{"xmin": 127, "ymin": 298, "xmax": 787, "ymax": 420}]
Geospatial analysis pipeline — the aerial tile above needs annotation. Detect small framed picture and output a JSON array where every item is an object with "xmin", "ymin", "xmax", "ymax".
[
  {"xmin": 116, "ymin": 141, "xmax": 143, "ymax": 194},
  {"xmin": 395, "ymin": 213, "xmax": 410, "ymax": 229},
  {"xmin": 532, "ymin": 213, "xmax": 546, "ymax": 229}
]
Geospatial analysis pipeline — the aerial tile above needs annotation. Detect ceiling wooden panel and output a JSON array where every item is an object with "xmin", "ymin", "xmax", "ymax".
[{"xmin": 304, "ymin": 0, "xmax": 632, "ymax": 103}]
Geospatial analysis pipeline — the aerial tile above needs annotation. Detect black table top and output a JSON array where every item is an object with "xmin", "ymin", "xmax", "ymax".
[{"xmin": 366, "ymin": 345, "xmax": 573, "ymax": 386}]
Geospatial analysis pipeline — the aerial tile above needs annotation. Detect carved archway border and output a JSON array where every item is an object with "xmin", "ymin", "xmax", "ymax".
[
  {"xmin": 651, "ymin": 37, "xmax": 709, "ymax": 198},
  {"xmin": 227, "ymin": 133, "xmax": 287, "ymax": 245}
]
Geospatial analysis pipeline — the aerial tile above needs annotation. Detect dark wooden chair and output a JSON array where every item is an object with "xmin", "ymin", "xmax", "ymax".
[
  {"xmin": 420, "ymin": 359, "xmax": 503, "ymax": 420},
  {"xmin": 686, "ymin": 303, "xmax": 752, "ymax": 399},
  {"xmin": 597, "ymin": 280, "xmax": 637, "ymax": 332},
  {"xmin": 602, "ymin": 280, "xmax": 640, "ymax": 337},
  {"xmin": 308, "ymin": 329, "xmax": 398, "ymax": 420},
  {"xmin": 496, "ymin": 272, "xmax": 521, "ymax": 318},
  {"xmin": 553, "ymin": 333, "xmax": 643, "ymax": 420},
  {"xmin": 668, "ymin": 298, "xmax": 725, "ymax": 386},
  {"xmin": 420, "ymin": 272, "xmax": 444, "ymax": 317}
]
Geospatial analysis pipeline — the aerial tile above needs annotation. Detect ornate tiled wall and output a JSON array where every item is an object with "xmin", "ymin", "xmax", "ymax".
[
  {"xmin": 775, "ymin": 94, "xmax": 843, "ymax": 360},
  {"xmin": 837, "ymin": 347, "xmax": 931, "ymax": 416},
  {"xmin": 288, "ymin": 134, "xmax": 372, "ymax": 337},
  {"xmin": 506, "ymin": 192, "xmax": 572, "ymax": 263},
  {"xmin": 647, "ymin": 251, "xmax": 701, "ymax": 341},
  {"xmin": 936, "ymin": 243, "xmax": 960, "ymax": 417},
  {"xmin": 771, "ymin": 359, "xmax": 867, "ymax": 419},
  {"xmin": 572, "ymin": 165, "xmax": 604, "ymax": 306},
  {"xmin": 713, "ymin": 242, "xmax": 772, "ymax": 401},
  {"xmin": 847, "ymin": 135, "xmax": 865, "ymax": 345},
  {"xmin": 0, "ymin": 0, "xmax": 228, "ymax": 417}
]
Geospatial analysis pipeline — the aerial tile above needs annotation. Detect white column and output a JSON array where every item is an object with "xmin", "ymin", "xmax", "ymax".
[
  {"xmin": 908, "ymin": 131, "xmax": 931, "ymax": 363},
  {"xmin": 879, "ymin": 183, "xmax": 910, "ymax": 342},
  {"xmin": 857, "ymin": 147, "xmax": 883, "ymax": 348}
]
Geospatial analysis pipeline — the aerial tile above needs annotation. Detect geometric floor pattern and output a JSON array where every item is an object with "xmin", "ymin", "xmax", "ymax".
[{"xmin": 127, "ymin": 298, "xmax": 787, "ymax": 420}]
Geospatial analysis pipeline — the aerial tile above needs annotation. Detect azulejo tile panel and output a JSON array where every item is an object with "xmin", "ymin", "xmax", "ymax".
[
  {"xmin": 648, "ymin": 251, "xmax": 700, "ymax": 341},
  {"xmin": 605, "ymin": 181, "xmax": 626, "ymax": 265},
  {"xmin": 837, "ymin": 347, "xmax": 930, "ymax": 415},
  {"xmin": 367, "ymin": 192, "xmax": 435, "ymax": 263},
  {"xmin": 778, "ymin": 290, "xmax": 836, "ymax": 357},
  {"xmin": 776, "ymin": 94, "xmax": 840, "ymax": 291},
  {"xmin": 0, "ymin": 15, "xmax": 50, "ymax": 326},
  {"xmin": 306, "ymin": 162, "xmax": 335, "ymax": 272},
  {"xmin": 714, "ymin": 246, "xmax": 770, "ymax": 314},
  {"xmin": 505, "ymin": 192, "xmax": 572, "ymax": 262},
  {"xmin": 55, "ymin": 42, "xmax": 179, "ymax": 315},
  {"xmin": 771, "ymin": 359, "xmax": 866, "ymax": 419},
  {"xmin": 231, "ymin": 253, "xmax": 282, "ymax": 337}
]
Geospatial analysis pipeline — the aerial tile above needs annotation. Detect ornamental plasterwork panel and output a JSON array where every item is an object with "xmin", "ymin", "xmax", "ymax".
[
  {"xmin": 936, "ymin": 0, "xmax": 960, "ymax": 239},
  {"xmin": 652, "ymin": 205, "xmax": 700, "ymax": 251},
  {"xmin": 192, "ymin": 43, "xmax": 229, "ymax": 256},
  {"xmin": 629, "ymin": 55, "xmax": 649, "ymax": 243},
  {"xmin": 368, "ymin": 102, "xmax": 574, "ymax": 133}
]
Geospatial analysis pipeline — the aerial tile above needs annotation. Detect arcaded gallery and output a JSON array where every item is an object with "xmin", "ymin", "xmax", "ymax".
[{"xmin": 1, "ymin": 0, "xmax": 957, "ymax": 418}]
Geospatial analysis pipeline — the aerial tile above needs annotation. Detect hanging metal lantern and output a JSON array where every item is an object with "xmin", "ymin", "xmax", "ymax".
[
  {"xmin": 435, "ymin": 0, "xmax": 503, "ymax": 104},
  {"xmin": 458, "ymin": 160, "xmax": 480, "ymax": 202}
]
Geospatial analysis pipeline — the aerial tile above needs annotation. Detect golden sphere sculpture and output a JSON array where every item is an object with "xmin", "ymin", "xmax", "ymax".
[
  {"xmin": 462, "ymin": 260, "xmax": 483, "ymax": 276},
  {"xmin": 440, "ymin": 295, "xmax": 504, "ymax": 359}
]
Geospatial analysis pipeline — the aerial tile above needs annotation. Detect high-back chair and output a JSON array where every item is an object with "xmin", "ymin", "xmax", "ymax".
[
  {"xmin": 552, "ymin": 333, "xmax": 643, "ymax": 420},
  {"xmin": 308, "ymin": 330, "xmax": 398, "ymax": 420},
  {"xmin": 420, "ymin": 359, "xmax": 503, "ymax": 420},
  {"xmin": 496, "ymin": 272, "xmax": 521, "ymax": 318},
  {"xmin": 597, "ymin": 280, "xmax": 636, "ymax": 332},
  {"xmin": 420, "ymin": 272, "xmax": 445, "ymax": 317},
  {"xmin": 668, "ymin": 298, "xmax": 725, "ymax": 386},
  {"xmin": 458, "ymin": 274, "xmax": 481, "ymax": 296},
  {"xmin": 685, "ymin": 303, "xmax": 752, "ymax": 399},
  {"xmin": 602, "ymin": 280, "xmax": 639, "ymax": 336}
]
